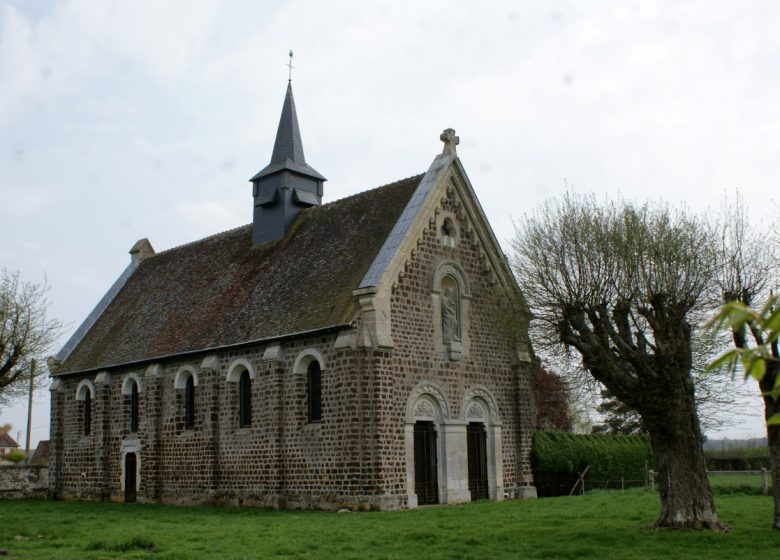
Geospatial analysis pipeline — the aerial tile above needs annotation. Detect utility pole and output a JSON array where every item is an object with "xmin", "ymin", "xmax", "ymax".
[{"xmin": 25, "ymin": 359, "xmax": 36, "ymax": 458}]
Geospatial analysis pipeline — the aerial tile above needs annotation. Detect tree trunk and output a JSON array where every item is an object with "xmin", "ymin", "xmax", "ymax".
[
  {"xmin": 644, "ymin": 394, "xmax": 726, "ymax": 531},
  {"xmin": 759, "ymin": 371, "xmax": 780, "ymax": 530}
]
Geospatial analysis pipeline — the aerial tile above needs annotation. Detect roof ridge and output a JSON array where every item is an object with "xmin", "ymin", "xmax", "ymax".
[{"xmin": 146, "ymin": 174, "xmax": 425, "ymax": 259}]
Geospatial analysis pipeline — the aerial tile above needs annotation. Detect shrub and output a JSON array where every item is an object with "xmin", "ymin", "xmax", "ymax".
[
  {"xmin": 705, "ymin": 446, "xmax": 771, "ymax": 471},
  {"xmin": 532, "ymin": 431, "xmax": 655, "ymax": 496}
]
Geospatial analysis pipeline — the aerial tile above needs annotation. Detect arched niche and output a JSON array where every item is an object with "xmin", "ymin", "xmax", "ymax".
[{"xmin": 431, "ymin": 261, "xmax": 471, "ymax": 360}]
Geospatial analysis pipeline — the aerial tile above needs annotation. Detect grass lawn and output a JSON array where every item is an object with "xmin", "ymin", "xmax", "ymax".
[{"xmin": 1, "ymin": 490, "xmax": 779, "ymax": 559}]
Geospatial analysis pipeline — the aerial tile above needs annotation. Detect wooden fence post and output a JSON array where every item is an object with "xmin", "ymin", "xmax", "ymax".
[{"xmin": 648, "ymin": 469, "xmax": 655, "ymax": 491}]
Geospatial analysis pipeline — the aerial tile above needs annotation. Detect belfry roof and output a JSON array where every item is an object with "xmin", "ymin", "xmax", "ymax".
[
  {"xmin": 56, "ymin": 174, "xmax": 422, "ymax": 374},
  {"xmin": 250, "ymin": 82, "xmax": 325, "ymax": 182}
]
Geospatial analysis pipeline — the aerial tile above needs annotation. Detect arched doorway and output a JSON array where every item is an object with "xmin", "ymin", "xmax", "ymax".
[
  {"xmin": 467, "ymin": 422, "xmax": 488, "ymax": 500},
  {"xmin": 414, "ymin": 421, "xmax": 439, "ymax": 505},
  {"xmin": 124, "ymin": 452, "xmax": 137, "ymax": 503}
]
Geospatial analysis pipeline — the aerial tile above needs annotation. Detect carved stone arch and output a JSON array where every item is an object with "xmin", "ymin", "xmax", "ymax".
[
  {"xmin": 432, "ymin": 260, "xmax": 471, "ymax": 298},
  {"xmin": 121, "ymin": 372, "xmax": 144, "ymax": 395},
  {"xmin": 75, "ymin": 378, "xmax": 95, "ymax": 400},
  {"xmin": 459, "ymin": 385, "xmax": 504, "ymax": 501},
  {"xmin": 459, "ymin": 385, "xmax": 501, "ymax": 424},
  {"xmin": 405, "ymin": 381, "xmax": 450, "ymax": 422},
  {"xmin": 292, "ymin": 348, "xmax": 326, "ymax": 374},
  {"xmin": 174, "ymin": 366, "xmax": 199, "ymax": 389},
  {"xmin": 226, "ymin": 358, "xmax": 256, "ymax": 382}
]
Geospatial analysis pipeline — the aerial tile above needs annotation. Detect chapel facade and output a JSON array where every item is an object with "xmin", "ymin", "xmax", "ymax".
[{"xmin": 47, "ymin": 82, "xmax": 537, "ymax": 510}]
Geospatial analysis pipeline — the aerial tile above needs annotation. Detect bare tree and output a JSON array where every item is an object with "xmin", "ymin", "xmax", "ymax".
[
  {"xmin": 0, "ymin": 269, "xmax": 61, "ymax": 412},
  {"xmin": 714, "ymin": 194, "xmax": 780, "ymax": 529},
  {"xmin": 512, "ymin": 194, "xmax": 725, "ymax": 530}
]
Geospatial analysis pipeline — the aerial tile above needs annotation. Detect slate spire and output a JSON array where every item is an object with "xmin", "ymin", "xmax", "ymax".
[
  {"xmin": 271, "ymin": 82, "xmax": 306, "ymax": 165},
  {"xmin": 250, "ymin": 81, "xmax": 326, "ymax": 246}
]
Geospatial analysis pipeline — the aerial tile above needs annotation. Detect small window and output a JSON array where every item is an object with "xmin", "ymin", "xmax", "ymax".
[
  {"xmin": 83, "ymin": 391, "xmax": 92, "ymax": 436},
  {"xmin": 307, "ymin": 361, "xmax": 322, "ymax": 422},
  {"xmin": 129, "ymin": 381, "xmax": 139, "ymax": 432},
  {"xmin": 442, "ymin": 217, "xmax": 456, "ymax": 238},
  {"xmin": 185, "ymin": 375, "xmax": 195, "ymax": 429},
  {"xmin": 239, "ymin": 370, "xmax": 252, "ymax": 427}
]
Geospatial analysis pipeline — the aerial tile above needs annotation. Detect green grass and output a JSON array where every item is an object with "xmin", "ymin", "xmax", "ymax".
[
  {"xmin": 710, "ymin": 474, "xmax": 773, "ymax": 495},
  {"xmin": 1, "ymin": 490, "xmax": 779, "ymax": 559}
]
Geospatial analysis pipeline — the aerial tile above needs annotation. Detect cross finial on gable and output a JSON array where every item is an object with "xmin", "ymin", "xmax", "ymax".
[{"xmin": 440, "ymin": 128, "xmax": 459, "ymax": 156}]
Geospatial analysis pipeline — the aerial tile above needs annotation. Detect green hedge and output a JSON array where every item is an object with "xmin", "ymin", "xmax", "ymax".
[
  {"xmin": 532, "ymin": 431, "xmax": 655, "ymax": 496},
  {"xmin": 705, "ymin": 447, "xmax": 771, "ymax": 471}
]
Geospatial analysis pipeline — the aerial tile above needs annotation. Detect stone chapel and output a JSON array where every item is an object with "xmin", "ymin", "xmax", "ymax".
[{"xmin": 46, "ymin": 81, "xmax": 538, "ymax": 510}]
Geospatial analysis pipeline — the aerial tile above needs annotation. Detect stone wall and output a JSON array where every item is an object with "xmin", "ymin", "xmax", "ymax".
[{"xmin": 0, "ymin": 465, "xmax": 49, "ymax": 499}]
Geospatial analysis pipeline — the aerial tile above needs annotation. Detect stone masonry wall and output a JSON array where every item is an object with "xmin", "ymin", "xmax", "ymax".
[
  {"xmin": 0, "ymin": 465, "xmax": 49, "ymax": 499},
  {"xmin": 377, "ymin": 183, "xmax": 535, "ymax": 503}
]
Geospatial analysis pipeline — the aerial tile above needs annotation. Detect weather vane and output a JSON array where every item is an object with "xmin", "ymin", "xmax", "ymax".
[{"xmin": 287, "ymin": 50, "xmax": 294, "ymax": 82}]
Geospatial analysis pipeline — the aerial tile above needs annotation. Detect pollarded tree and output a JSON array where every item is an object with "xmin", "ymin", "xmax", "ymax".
[
  {"xmin": 512, "ymin": 194, "xmax": 725, "ymax": 530},
  {"xmin": 0, "ymin": 269, "xmax": 61, "ymax": 412}
]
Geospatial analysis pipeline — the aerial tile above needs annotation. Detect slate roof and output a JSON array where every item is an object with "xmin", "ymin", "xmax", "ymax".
[
  {"xmin": 250, "ymin": 82, "xmax": 325, "ymax": 182},
  {"xmin": 57, "ymin": 174, "xmax": 423, "ymax": 375}
]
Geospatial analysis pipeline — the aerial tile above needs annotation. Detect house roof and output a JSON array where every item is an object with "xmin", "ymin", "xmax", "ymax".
[
  {"xmin": 57, "ymin": 174, "xmax": 423, "ymax": 375},
  {"xmin": 0, "ymin": 433, "xmax": 18, "ymax": 448},
  {"xmin": 30, "ymin": 440, "xmax": 50, "ymax": 464}
]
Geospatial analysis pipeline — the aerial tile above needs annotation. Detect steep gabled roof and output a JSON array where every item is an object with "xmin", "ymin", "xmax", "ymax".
[
  {"xmin": 57, "ymin": 175, "xmax": 422, "ymax": 375},
  {"xmin": 0, "ymin": 433, "xmax": 19, "ymax": 448}
]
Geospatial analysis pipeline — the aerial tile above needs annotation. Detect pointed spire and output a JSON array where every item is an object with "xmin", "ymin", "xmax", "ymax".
[
  {"xmin": 250, "ymin": 82, "xmax": 325, "ymax": 182},
  {"xmin": 270, "ymin": 82, "xmax": 306, "ymax": 165}
]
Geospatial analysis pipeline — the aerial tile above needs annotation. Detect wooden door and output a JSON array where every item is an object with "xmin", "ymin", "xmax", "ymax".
[
  {"xmin": 467, "ymin": 422, "xmax": 489, "ymax": 500},
  {"xmin": 414, "ymin": 421, "xmax": 439, "ymax": 505}
]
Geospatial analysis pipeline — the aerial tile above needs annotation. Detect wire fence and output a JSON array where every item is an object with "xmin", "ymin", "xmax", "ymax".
[{"xmin": 564, "ymin": 469, "xmax": 773, "ymax": 496}]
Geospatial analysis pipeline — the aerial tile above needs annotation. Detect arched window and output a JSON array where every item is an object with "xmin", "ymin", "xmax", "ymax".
[
  {"xmin": 83, "ymin": 391, "xmax": 92, "ymax": 436},
  {"xmin": 239, "ymin": 370, "xmax": 252, "ymax": 427},
  {"xmin": 307, "ymin": 361, "xmax": 322, "ymax": 422},
  {"xmin": 185, "ymin": 374, "xmax": 195, "ymax": 429},
  {"xmin": 76, "ymin": 380, "xmax": 95, "ymax": 437},
  {"xmin": 129, "ymin": 380, "xmax": 139, "ymax": 433}
]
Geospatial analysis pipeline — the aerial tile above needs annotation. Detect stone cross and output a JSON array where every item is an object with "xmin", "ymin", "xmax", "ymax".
[{"xmin": 440, "ymin": 128, "xmax": 459, "ymax": 156}]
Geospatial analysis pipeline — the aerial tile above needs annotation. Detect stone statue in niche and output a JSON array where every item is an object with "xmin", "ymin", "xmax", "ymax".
[
  {"xmin": 440, "ymin": 275, "xmax": 463, "ymax": 360},
  {"xmin": 442, "ymin": 287, "xmax": 460, "ymax": 343}
]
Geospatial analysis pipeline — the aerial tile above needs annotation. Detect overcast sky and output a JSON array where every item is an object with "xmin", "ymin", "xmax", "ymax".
[{"xmin": 2, "ymin": 0, "xmax": 778, "ymax": 447}]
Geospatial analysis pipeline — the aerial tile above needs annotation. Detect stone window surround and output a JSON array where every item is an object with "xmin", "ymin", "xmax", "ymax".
[
  {"xmin": 225, "ymin": 358, "xmax": 256, "ymax": 382},
  {"xmin": 75, "ymin": 378, "xmax": 95, "ymax": 401},
  {"xmin": 173, "ymin": 366, "xmax": 199, "ymax": 389},
  {"xmin": 293, "ymin": 348, "xmax": 326, "ymax": 424},
  {"xmin": 120, "ymin": 372, "xmax": 144, "ymax": 395}
]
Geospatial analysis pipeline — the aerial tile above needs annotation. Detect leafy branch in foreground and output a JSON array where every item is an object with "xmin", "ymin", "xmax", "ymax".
[{"xmin": 707, "ymin": 296, "xmax": 780, "ymax": 426}]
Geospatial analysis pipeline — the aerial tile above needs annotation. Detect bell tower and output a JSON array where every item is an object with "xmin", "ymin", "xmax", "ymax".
[{"xmin": 249, "ymin": 80, "xmax": 326, "ymax": 246}]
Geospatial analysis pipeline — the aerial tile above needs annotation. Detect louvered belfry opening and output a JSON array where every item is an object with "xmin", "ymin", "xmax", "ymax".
[
  {"xmin": 467, "ymin": 422, "xmax": 489, "ymax": 500},
  {"xmin": 413, "ymin": 421, "xmax": 439, "ymax": 505}
]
